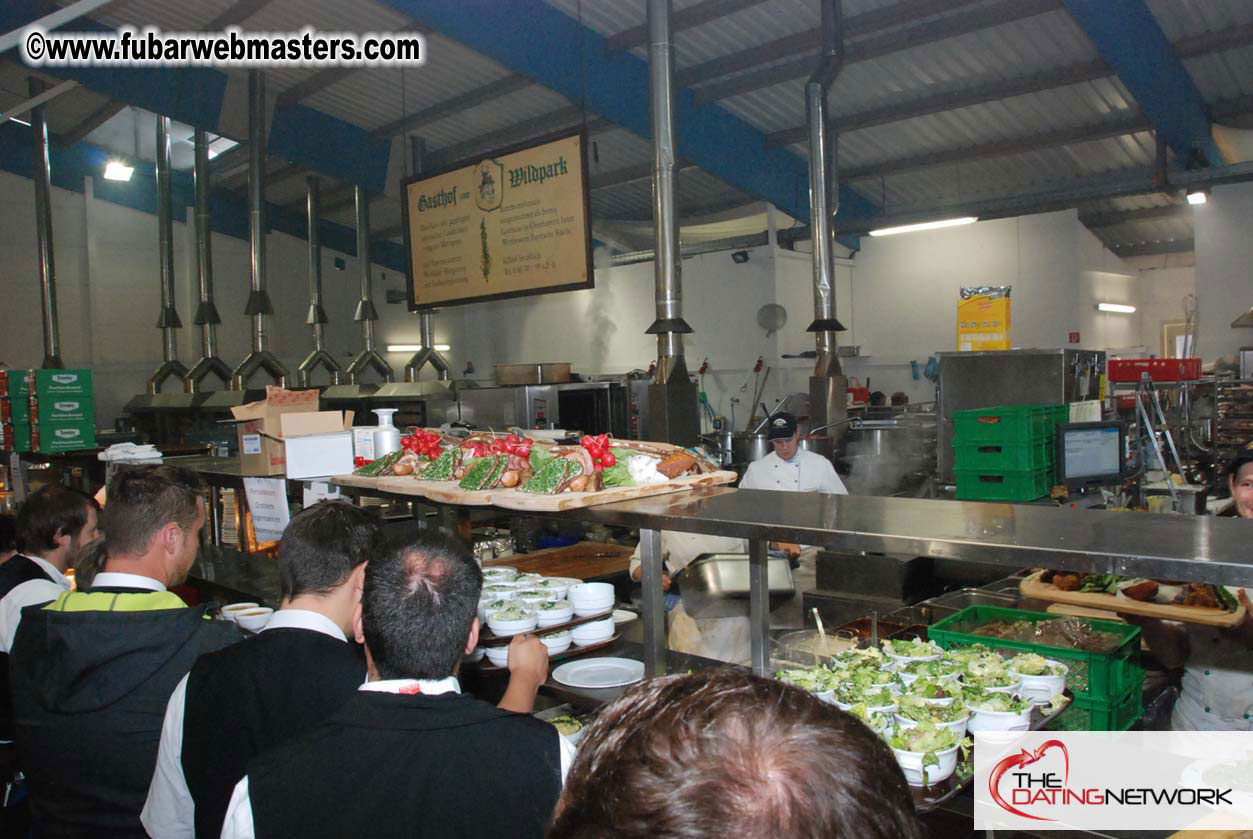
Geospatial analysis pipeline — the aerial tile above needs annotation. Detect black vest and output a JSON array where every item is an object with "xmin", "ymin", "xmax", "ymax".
[
  {"xmin": 248, "ymin": 690, "xmax": 563, "ymax": 839},
  {"xmin": 181, "ymin": 627, "xmax": 365, "ymax": 839},
  {"xmin": 0, "ymin": 555, "xmax": 56, "ymax": 742}
]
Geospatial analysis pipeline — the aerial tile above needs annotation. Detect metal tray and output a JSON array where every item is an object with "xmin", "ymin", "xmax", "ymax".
[
  {"xmin": 922, "ymin": 587, "xmax": 1017, "ymax": 611},
  {"xmin": 677, "ymin": 553, "xmax": 795, "ymax": 619}
]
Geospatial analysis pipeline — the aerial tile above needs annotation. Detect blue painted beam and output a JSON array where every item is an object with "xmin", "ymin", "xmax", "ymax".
[
  {"xmin": 1062, "ymin": 0, "xmax": 1224, "ymax": 166},
  {"xmin": 375, "ymin": 0, "xmax": 876, "ymax": 242},
  {"xmin": 0, "ymin": 0, "xmax": 392, "ymax": 192},
  {"xmin": 0, "ymin": 121, "xmax": 407, "ymax": 272}
]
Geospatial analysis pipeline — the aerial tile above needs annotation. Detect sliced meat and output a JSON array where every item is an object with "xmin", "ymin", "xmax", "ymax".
[
  {"xmin": 1184, "ymin": 583, "xmax": 1222, "ymax": 609},
  {"xmin": 656, "ymin": 452, "xmax": 696, "ymax": 479},
  {"xmin": 1120, "ymin": 580, "xmax": 1158, "ymax": 602},
  {"xmin": 1052, "ymin": 573, "xmax": 1084, "ymax": 592}
]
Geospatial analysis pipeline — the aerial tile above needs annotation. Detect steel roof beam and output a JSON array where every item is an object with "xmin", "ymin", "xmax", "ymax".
[
  {"xmin": 425, "ymin": 108, "xmax": 609, "ymax": 170},
  {"xmin": 692, "ymin": 0, "xmax": 1061, "ymax": 105},
  {"xmin": 57, "ymin": 97, "xmax": 125, "ymax": 146},
  {"xmin": 275, "ymin": 67, "xmax": 358, "ymax": 110},
  {"xmin": 606, "ymin": 0, "xmax": 770, "ymax": 53},
  {"xmin": 369, "ymin": 74, "xmax": 533, "ymax": 140},
  {"xmin": 204, "ymin": 0, "xmax": 276, "ymax": 30},
  {"xmin": 1110, "ymin": 238, "xmax": 1194, "ymax": 258},
  {"xmin": 1061, "ymin": 0, "xmax": 1224, "ymax": 166},
  {"xmin": 1080, "ymin": 203, "xmax": 1188, "ymax": 229}
]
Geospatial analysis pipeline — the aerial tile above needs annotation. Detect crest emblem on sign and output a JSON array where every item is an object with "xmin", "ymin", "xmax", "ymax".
[{"xmin": 475, "ymin": 159, "xmax": 503, "ymax": 212}]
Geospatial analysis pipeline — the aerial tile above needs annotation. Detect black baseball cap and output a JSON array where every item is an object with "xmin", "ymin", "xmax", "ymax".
[{"xmin": 766, "ymin": 412, "xmax": 798, "ymax": 441}]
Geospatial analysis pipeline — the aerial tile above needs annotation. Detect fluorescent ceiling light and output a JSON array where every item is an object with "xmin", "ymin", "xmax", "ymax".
[
  {"xmin": 868, "ymin": 216, "xmax": 978, "ymax": 237},
  {"xmin": 3, "ymin": 115, "xmax": 31, "ymax": 126},
  {"xmin": 1186, "ymin": 190, "xmax": 1208, "ymax": 206},
  {"xmin": 103, "ymin": 160, "xmax": 133, "ymax": 181},
  {"xmin": 386, "ymin": 344, "xmax": 449, "ymax": 352},
  {"xmin": 1097, "ymin": 303, "xmax": 1136, "ymax": 314}
]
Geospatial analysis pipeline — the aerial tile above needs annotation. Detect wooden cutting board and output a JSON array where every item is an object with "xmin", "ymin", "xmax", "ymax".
[
  {"xmin": 482, "ymin": 542, "xmax": 633, "ymax": 580},
  {"xmin": 1020, "ymin": 570, "xmax": 1244, "ymax": 627}
]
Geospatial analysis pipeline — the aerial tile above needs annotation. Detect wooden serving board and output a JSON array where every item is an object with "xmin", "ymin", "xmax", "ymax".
[
  {"xmin": 331, "ymin": 474, "xmax": 499, "ymax": 505},
  {"xmin": 1020, "ymin": 570, "xmax": 1244, "ymax": 628},
  {"xmin": 490, "ymin": 469, "xmax": 738, "ymax": 512}
]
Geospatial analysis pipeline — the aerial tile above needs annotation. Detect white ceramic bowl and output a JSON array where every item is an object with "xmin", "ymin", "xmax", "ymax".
[
  {"xmin": 513, "ymin": 589, "xmax": 556, "ymax": 607},
  {"xmin": 535, "ymin": 579, "xmax": 570, "ymax": 600},
  {"xmin": 481, "ymin": 584, "xmax": 520, "ymax": 601},
  {"xmin": 835, "ymin": 698, "xmax": 897, "ymax": 715},
  {"xmin": 481, "ymin": 566, "xmax": 518, "ymax": 582},
  {"xmin": 235, "ymin": 607, "xmax": 273, "ymax": 632},
  {"xmin": 569, "ymin": 582, "xmax": 614, "ymax": 604},
  {"xmin": 540, "ymin": 631, "xmax": 572, "ymax": 654},
  {"xmin": 571, "ymin": 617, "xmax": 614, "ymax": 646},
  {"xmin": 895, "ymin": 712, "xmax": 969, "ymax": 741},
  {"xmin": 1009, "ymin": 661, "xmax": 1068, "ymax": 704},
  {"xmin": 573, "ymin": 602, "xmax": 614, "ymax": 618},
  {"xmin": 884, "ymin": 650, "xmax": 944, "ymax": 669},
  {"xmin": 816, "ymin": 689, "xmax": 837, "ymax": 705},
  {"xmin": 484, "ymin": 645, "xmax": 511, "ymax": 667},
  {"xmin": 969, "ymin": 678, "xmax": 1021, "ymax": 695},
  {"xmin": 479, "ymin": 598, "xmax": 514, "ymax": 623},
  {"xmin": 514, "ymin": 572, "xmax": 546, "ymax": 586},
  {"xmin": 487, "ymin": 609, "xmax": 538, "ymax": 637},
  {"xmin": 220, "ymin": 602, "xmax": 259, "ymax": 622},
  {"xmin": 463, "ymin": 646, "xmax": 486, "ymax": 663},
  {"xmin": 536, "ymin": 601, "xmax": 575, "ymax": 627},
  {"xmin": 967, "ymin": 705, "xmax": 1033, "ymax": 732},
  {"xmin": 894, "ymin": 744, "xmax": 961, "ymax": 786}
]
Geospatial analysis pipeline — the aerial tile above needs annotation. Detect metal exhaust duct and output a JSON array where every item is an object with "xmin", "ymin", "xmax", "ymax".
[
  {"xmin": 297, "ymin": 176, "xmax": 343, "ymax": 386},
  {"xmin": 402, "ymin": 310, "xmax": 450, "ymax": 382},
  {"xmin": 30, "ymin": 78, "xmax": 63, "ymax": 369},
  {"xmin": 147, "ymin": 115, "xmax": 188, "ymax": 394},
  {"xmin": 345, "ymin": 187, "xmax": 393, "ymax": 384},
  {"xmin": 184, "ymin": 128, "xmax": 232, "ymax": 392},
  {"xmin": 643, "ymin": 0, "xmax": 698, "ymax": 446},
  {"xmin": 231, "ymin": 70, "xmax": 288, "ymax": 390},
  {"xmin": 805, "ymin": 0, "xmax": 849, "ymax": 444}
]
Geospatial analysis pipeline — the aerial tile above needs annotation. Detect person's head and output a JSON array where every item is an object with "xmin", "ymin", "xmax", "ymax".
[
  {"xmin": 0, "ymin": 513, "xmax": 16, "ymax": 564},
  {"xmin": 548, "ymin": 669, "xmax": 923, "ymax": 839},
  {"xmin": 766, "ymin": 412, "xmax": 800, "ymax": 462},
  {"xmin": 278, "ymin": 501, "xmax": 382, "ymax": 628},
  {"xmin": 15, "ymin": 485, "xmax": 100, "ymax": 572},
  {"xmin": 101, "ymin": 465, "xmax": 206, "ymax": 586},
  {"xmin": 1229, "ymin": 450, "xmax": 1253, "ymax": 519},
  {"xmin": 357, "ymin": 532, "xmax": 482, "ymax": 681}
]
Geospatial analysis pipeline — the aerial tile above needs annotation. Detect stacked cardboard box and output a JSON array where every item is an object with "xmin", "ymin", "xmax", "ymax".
[{"xmin": 1, "ymin": 369, "xmax": 96, "ymax": 453}]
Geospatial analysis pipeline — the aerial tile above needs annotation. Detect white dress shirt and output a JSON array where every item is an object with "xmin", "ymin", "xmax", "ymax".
[
  {"xmin": 141, "ymin": 609, "xmax": 347, "ymax": 839},
  {"xmin": 0, "ymin": 554, "xmax": 72, "ymax": 653},
  {"xmin": 91, "ymin": 571, "xmax": 167, "ymax": 592},
  {"xmin": 220, "ymin": 675, "xmax": 577, "ymax": 839},
  {"xmin": 739, "ymin": 448, "xmax": 848, "ymax": 495}
]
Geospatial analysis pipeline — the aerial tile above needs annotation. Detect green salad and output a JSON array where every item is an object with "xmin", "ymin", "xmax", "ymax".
[
  {"xmin": 962, "ymin": 656, "xmax": 1017, "ymax": 689},
  {"xmin": 830, "ymin": 647, "xmax": 885, "ymax": 671},
  {"xmin": 897, "ymin": 694, "xmax": 968, "ymax": 724},
  {"xmin": 942, "ymin": 644, "xmax": 999, "ymax": 667},
  {"xmin": 513, "ymin": 589, "xmax": 551, "ymax": 600},
  {"xmin": 834, "ymin": 684, "xmax": 896, "ymax": 708},
  {"xmin": 847, "ymin": 702, "xmax": 895, "ymax": 733},
  {"xmin": 548, "ymin": 715, "xmax": 582, "ymax": 736},
  {"xmin": 842, "ymin": 666, "xmax": 900, "ymax": 691},
  {"xmin": 888, "ymin": 720, "xmax": 972, "ymax": 780},
  {"xmin": 963, "ymin": 690, "xmax": 1033, "ymax": 714},
  {"xmin": 482, "ymin": 584, "xmax": 517, "ymax": 597},
  {"xmin": 481, "ymin": 598, "xmax": 513, "ymax": 613},
  {"xmin": 1007, "ymin": 653, "xmax": 1065, "ymax": 677},
  {"xmin": 537, "ymin": 600, "xmax": 571, "ymax": 611},
  {"xmin": 776, "ymin": 667, "xmax": 841, "ymax": 694},
  {"xmin": 900, "ymin": 659, "xmax": 959, "ymax": 679},
  {"xmin": 883, "ymin": 638, "xmax": 943, "ymax": 659},
  {"xmin": 904, "ymin": 677, "xmax": 962, "ymax": 701},
  {"xmin": 489, "ymin": 607, "xmax": 534, "ymax": 622}
]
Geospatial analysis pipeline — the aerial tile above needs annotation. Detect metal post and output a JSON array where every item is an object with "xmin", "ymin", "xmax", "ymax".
[
  {"xmin": 345, "ymin": 186, "xmax": 393, "ymax": 384},
  {"xmin": 639, "ymin": 528, "xmax": 667, "ymax": 677},
  {"xmin": 30, "ymin": 78, "xmax": 63, "ymax": 369},
  {"xmin": 748, "ymin": 537, "xmax": 770, "ymax": 676},
  {"xmin": 296, "ymin": 175, "xmax": 343, "ymax": 386},
  {"xmin": 184, "ymin": 128, "xmax": 232, "ymax": 392},
  {"xmin": 148, "ymin": 114, "xmax": 187, "ymax": 393}
]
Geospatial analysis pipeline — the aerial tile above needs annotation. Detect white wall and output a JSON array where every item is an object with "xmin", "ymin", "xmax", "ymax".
[
  {"xmin": 1134, "ymin": 266, "xmax": 1196, "ymax": 356},
  {"xmin": 1194, "ymin": 182, "xmax": 1253, "ymax": 363}
]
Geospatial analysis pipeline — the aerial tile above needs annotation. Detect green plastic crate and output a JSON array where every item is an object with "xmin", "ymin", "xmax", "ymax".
[
  {"xmin": 1047, "ymin": 688, "xmax": 1142, "ymax": 732},
  {"xmin": 953, "ymin": 403, "xmax": 1065, "ymax": 444},
  {"xmin": 928, "ymin": 605, "xmax": 1142, "ymax": 703},
  {"xmin": 954, "ymin": 438, "xmax": 1055, "ymax": 471},
  {"xmin": 954, "ymin": 466, "xmax": 1054, "ymax": 501}
]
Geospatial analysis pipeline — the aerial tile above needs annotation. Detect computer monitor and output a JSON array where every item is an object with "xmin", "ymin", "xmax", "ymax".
[{"xmin": 1056, "ymin": 421, "xmax": 1125, "ymax": 490}]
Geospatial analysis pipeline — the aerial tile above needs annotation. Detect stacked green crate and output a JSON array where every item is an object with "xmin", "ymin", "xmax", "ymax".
[
  {"xmin": 29, "ymin": 370, "xmax": 96, "ymax": 452},
  {"xmin": 953, "ymin": 404, "xmax": 1067, "ymax": 501},
  {"xmin": 1, "ymin": 370, "xmax": 32, "ymax": 453},
  {"xmin": 929, "ymin": 605, "xmax": 1144, "ymax": 731}
]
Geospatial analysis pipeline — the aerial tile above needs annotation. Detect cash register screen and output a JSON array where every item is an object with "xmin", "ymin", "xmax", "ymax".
[{"xmin": 1058, "ymin": 422, "xmax": 1124, "ymax": 487}]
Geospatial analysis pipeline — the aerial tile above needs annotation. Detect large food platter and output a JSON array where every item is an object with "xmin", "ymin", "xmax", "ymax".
[
  {"xmin": 1019, "ymin": 570, "xmax": 1244, "ymax": 628},
  {"xmin": 333, "ymin": 433, "xmax": 736, "ymax": 510}
]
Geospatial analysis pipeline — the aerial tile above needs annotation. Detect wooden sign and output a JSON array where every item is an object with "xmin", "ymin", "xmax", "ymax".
[{"xmin": 402, "ymin": 129, "xmax": 593, "ymax": 309}]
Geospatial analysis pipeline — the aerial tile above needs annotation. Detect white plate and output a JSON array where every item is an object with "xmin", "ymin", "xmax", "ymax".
[
  {"xmin": 551, "ymin": 657, "xmax": 645, "ymax": 689},
  {"xmin": 612, "ymin": 609, "xmax": 638, "ymax": 625}
]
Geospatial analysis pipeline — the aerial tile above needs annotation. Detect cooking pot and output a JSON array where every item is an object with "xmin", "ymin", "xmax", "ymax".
[
  {"xmin": 799, "ymin": 434, "xmax": 835, "ymax": 461},
  {"xmin": 731, "ymin": 432, "xmax": 772, "ymax": 465}
]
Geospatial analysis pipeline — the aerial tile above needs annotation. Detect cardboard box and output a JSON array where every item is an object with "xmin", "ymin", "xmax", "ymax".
[
  {"xmin": 0, "ymin": 370, "xmax": 30, "ymax": 400},
  {"xmin": 230, "ymin": 388, "xmax": 321, "ymax": 476},
  {"xmin": 2, "ymin": 422, "xmax": 31, "ymax": 453},
  {"xmin": 1, "ymin": 396, "xmax": 29, "ymax": 424},
  {"xmin": 30, "ymin": 395, "xmax": 92, "ymax": 423},
  {"xmin": 31, "ymin": 369, "xmax": 93, "ymax": 400},
  {"xmin": 282, "ymin": 412, "xmax": 355, "ymax": 480},
  {"xmin": 31, "ymin": 421, "xmax": 96, "ymax": 453},
  {"xmin": 958, "ymin": 295, "xmax": 1012, "ymax": 352}
]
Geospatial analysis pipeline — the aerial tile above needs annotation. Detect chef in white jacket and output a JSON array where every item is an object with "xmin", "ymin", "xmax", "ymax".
[{"xmin": 739, "ymin": 413, "xmax": 848, "ymax": 495}]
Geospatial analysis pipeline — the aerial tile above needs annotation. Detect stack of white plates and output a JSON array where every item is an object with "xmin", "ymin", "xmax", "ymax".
[
  {"xmin": 571, "ymin": 617, "xmax": 615, "ymax": 647},
  {"xmin": 569, "ymin": 583, "xmax": 615, "ymax": 617}
]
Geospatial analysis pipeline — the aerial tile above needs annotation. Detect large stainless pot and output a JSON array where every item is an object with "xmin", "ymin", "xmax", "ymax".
[
  {"xmin": 842, "ymin": 418, "xmax": 927, "ymax": 496},
  {"xmin": 731, "ymin": 432, "xmax": 771, "ymax": 465},
  {"xmin": 798, "ymin": 434, "xmax": 834, "ymax": 461}
]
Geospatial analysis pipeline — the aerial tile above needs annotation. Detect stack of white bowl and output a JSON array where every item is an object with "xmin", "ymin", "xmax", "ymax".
[
  {"xmin": 570, "ymin": 617, "xmax": 615, "ymax": 647},
  {"xmin": 568, "ymin": 583, "xmax": 615, "ymax": 617},
  {"xmin": 536, "ymin": 600, "xmax": 574, "ymax": 627},
  {"xmin": 487, "ymin": 608, "xmax": 538, "ymax": 638},
  {"xmin": 540, "ymin": 631, "xmax": 572, "ymax": 655}
]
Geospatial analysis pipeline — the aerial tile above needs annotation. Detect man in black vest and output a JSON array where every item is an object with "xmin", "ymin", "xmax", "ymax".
[
  {"xmin": 10, "ymin": 465, "xmax": 241, "ymax": 839},
  {"xmin": 220, "ymin": 531, "xmax": 571, "ymax": 839}
]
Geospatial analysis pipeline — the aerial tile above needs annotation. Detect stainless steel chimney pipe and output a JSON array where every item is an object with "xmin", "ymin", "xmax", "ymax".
[
  {"xmin": 644, "ymin": 0, "xmax": 693, "ymax": 384},
  {"xmin": 345, "ymin": 186, "xmax": 393, "ymax": 384},
  {"xmin": 231, "ymin": 70, "xmax": 288, "ymax": 389},
  {"xmin": 30, "ymin": 78, "xmax": 63, "ymax": 369},
  {"xmin": 297, "ymin": 176, "xmax": 343, "ymax": 386},
  {"xmin": 404, "ymin": 310, "xmax": 451, "ymax": 382},
  {"xmin": 185, "ymin": 129, "xmax": 233, "ymax": 392},
  {"xmin": 147, "ymin": 114, "xmax": 188, "ymax": 394}
]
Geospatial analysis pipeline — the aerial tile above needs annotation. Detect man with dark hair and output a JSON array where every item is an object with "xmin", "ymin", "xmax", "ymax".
[
  {"xmin": 220, "ymin": 532, "xmax": 571, "ymax": 839},
  {"xmin": 9, "ymin": 465, "xmax": 241, "ymax": 839},
  {"xmin": 548, "ymin": 669, "xmax": 924, "ymax": 839},
  {"xmin": 0, "ymin": 486, "xmax": 99, "ymax": 741}
]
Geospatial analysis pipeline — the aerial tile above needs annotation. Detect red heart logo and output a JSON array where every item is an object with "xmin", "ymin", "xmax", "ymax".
[{"xmin": 989, "ymin": 739, "xmax": 1069, "ymax": 821}]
